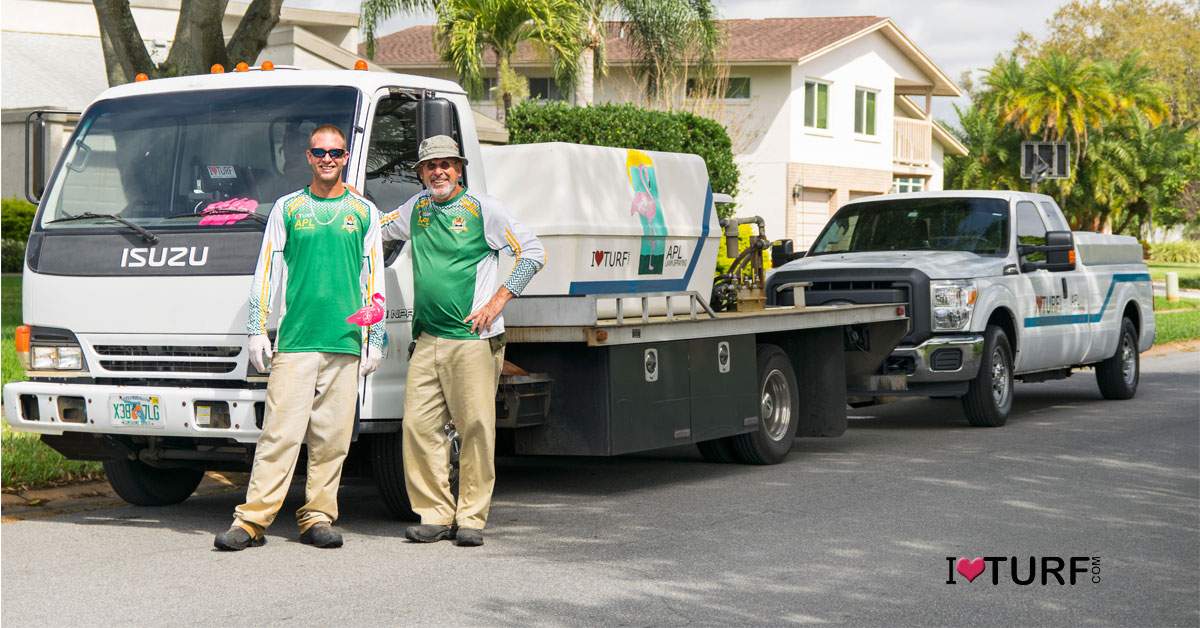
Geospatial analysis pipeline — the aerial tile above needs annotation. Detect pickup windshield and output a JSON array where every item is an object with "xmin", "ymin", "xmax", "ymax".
[
  {"xmin": 809, "ymin": 197, "xmax": 1009, "ymax": 256},
  {"xmin": 37, "ymin": 86, "xmax": 359, "ymax": 232}
]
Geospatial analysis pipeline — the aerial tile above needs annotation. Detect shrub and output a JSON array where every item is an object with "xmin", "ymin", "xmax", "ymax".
[
  {"xmin": 1, "ymin": 198, "xmax": 37, "ymax": 244},
  {"xmin": 1, "ymin": 240, "xmax": 25, "ymax": 273},
  {"xmin": 505, "ymin": 102, "xmax": 740, "ymax": 218},
  {"xmin": 1149, "ymin": 241, "xmax": 1200, "ymax": 264}
]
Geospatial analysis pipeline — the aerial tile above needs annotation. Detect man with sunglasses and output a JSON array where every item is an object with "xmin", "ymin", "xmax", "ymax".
[
  {"xmin": 381, "ymin": 135, "xmax": 543, "ymax": 547},
  {"xmin": 214, "ymin": 124, "xmax": 384, "ymax": 551}
]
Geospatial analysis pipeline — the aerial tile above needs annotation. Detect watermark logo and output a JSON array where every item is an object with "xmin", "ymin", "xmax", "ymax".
[{"xmin": 946, "ymin": 556, "xmax": 1101, "ymax": 585}]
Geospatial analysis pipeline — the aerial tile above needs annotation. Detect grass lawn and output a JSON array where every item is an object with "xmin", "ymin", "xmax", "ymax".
[
  {"xmin": 1, "ymin": 274, "xmax": 104, "ymax": 489},
  {"xmin": 1153, "ymin": 295, "xmax": 1200, "ymax": 312},
  {"xmin": 1148, "ymin": 262, "xmax": 1200, "ymax": 289},
  {"xmin": 1156, "ymin": 309, "xmax": 1200, "ymax": 345}
]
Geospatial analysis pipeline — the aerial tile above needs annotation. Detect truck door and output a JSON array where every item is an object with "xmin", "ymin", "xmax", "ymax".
[
  {"xmin": 1014, "ymin": 201, "xmax": 1090, "ymax": 372},
  {"xmin": 357, "ymin": 90, "xmax": 426, "ymax": 419}
]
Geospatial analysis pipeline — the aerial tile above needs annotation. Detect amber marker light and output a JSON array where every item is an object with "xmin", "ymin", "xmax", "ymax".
[
  {"xmin": 235, "ymin": 61, "xmax": 249, "ymax": 72},
  {"xmin": 211, "ymin": 63, "xmax": 225, "ymax": 74},
  {"xmin": 134, "ymin": 73, "xmax": 149, "ymax": 82},
  {"xmin": 354, "ymin": 59, "xmax": 369, "ymax": 71},
  {"xmin": 15, "ymin": 325, "xmax": 30, "ymax": 369},
  {"xmin": 261, "ymin": 60, "xmax": 275, "ymax": 71}
]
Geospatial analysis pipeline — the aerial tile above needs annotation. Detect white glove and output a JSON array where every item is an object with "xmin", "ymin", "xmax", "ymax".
[
  {"xmin": 247, "ymin": 334, "xmax": 273, "ymax": 372},
  {"xmin": 360, "ymin": 346, "xmax": 382, "ymax": 377}
]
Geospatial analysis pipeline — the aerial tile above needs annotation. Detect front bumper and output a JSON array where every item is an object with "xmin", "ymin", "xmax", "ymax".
[
  {"xmin": 3, "ymin": 381, "xmax": 266, "ymax": 443},
  {"xmin": 889, "ymin": 334, "xmax": 985, "ymax": 383}
]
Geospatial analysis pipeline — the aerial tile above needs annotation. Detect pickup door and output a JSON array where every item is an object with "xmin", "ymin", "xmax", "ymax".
[{"xmin": 1013, "ymin": 200, "xmax": 1093, "ymax": 372}]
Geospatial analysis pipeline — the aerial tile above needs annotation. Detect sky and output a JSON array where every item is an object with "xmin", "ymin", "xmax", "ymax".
[{"xmin": 290, "ymin": 0, "xmax": 1067, "ymax": 123}]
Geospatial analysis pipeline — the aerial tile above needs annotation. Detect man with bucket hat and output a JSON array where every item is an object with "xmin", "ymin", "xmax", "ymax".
[{"xmin": 381, "ymin": 135, "xmax": 544, "ymax": 546}]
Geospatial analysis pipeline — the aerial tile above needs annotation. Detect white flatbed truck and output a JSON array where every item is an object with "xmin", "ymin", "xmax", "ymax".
[{"xmin": 3, "ymin": 68, "xmax": 908, "ymax": 516}]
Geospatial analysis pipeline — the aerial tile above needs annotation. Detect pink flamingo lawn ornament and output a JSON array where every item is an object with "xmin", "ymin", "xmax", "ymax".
[
  {"xmin": 629, "ymin": 166, "xmax": 657, "ymax": 221},
  {"xmin": 346, "ymin": 293, "xmax": 385, "ymax": 326}
]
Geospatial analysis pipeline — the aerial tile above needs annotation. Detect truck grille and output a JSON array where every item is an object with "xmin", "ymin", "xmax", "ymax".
[
  {"xmin": 99, "ymin": 360, "xmax": 238, "ymax": 374},
  {"xmin": 93, "ymin": 345, "xmax": 241, "ymax": 358}
]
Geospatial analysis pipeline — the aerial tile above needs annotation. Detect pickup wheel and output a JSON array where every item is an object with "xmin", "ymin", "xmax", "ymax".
[
  {"xmin": 102, "ymin": 458, "xmax": 203, "ymax": 506},
  {"xmin": 696, "ymin": 437, "xmax": 738, "ymax": 463},
  {"xmin": 369, "ymin": 431, "xmax": 418, "ymax": 520},
  {"xmin": 730, "ymin": 344, "xmax": 800, "ymax": 465},
  {"xmin": 961, "ymin": 325, "xmax": 1013, "ymax": 427},
  {"xmin": 1096, "ymin": 317, "xmax": 1139, "ymax": 400}
]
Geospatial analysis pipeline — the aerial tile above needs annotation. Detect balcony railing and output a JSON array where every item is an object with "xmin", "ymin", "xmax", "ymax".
[{"xmin": 894, "ymin": 116, "xmax": 931, "ymax": 166}]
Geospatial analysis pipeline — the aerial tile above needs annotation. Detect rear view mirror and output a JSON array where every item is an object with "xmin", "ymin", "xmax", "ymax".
[
  {"xmin": 25, "ymin": 111, "xmax": 49, "ymax": 203},
  {"xmin": 1020, "ymin": 230, "xmax": 1076, "ymax": 273},
  {"xmin": 419, "ymin": 98, "xmax": 458, "ymax": 144}
]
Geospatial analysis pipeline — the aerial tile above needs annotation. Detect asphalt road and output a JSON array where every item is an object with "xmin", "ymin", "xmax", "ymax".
[{"xmin": 3, "ymin": 350, "xmax": 1198, "ymax": 627}]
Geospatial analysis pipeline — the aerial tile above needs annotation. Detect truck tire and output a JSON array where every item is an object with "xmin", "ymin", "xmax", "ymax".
[
  {"xmin": 369, "ymin": 431, "xmax": 417, "ymax": 520},
  {"xmin": 1096, "ymin": 317, "xmax": 1139, "ymax": 400},
  {"xmin": 102, "ymin": 458, "xmax": 203, "ymax": 506},
  {"xmin": 961, "ymin": 325, "xmax": 1013, "ymax": 427},
  {"xmin": 696, "ymin": 437, "xmax": 737, "ymax": 463},
  {"xmin": 730, "ymin": 344, "xmax": 800, "ymax": 465}
]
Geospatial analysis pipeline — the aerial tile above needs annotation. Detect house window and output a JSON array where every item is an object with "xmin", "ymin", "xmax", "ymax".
[
  {"xmin": 804, "ymin": 80, "xmax": 829, "ymax": 129},
  {"xmin": 686, "ymin": 77, "xmax": 750, "ymax": 99},
  {"xmin": 855, "ymin": 88, "xmax": 877, "ymax": 135},
  {"xmin": 891, "ymin": 176, "xmax": 925, "ymax": 193},
  {"xmin": 528, "ymin": 77, "xmax": 566, "ymax": 101}
]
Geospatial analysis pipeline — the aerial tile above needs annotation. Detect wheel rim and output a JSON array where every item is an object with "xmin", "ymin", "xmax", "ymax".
[
  {"xmin": 990, "ymin": 347, "xmax": 1010, "ymax": 408},
  {"xmin": 1121, "ymin": 333, "xmax": 1137, "ymax": 386},
  {"xmin": 760, "ymin": 369, "xmax": 792, "ymax": 441}
]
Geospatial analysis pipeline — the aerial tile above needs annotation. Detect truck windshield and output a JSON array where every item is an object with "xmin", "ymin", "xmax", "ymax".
[
  {"xmin": 809, "ymin": 197, "xmax": 1009, "ymax": 256},
  {"xmin": 37, "ymin": 86, "xmax": 359, "ymax": 232}
]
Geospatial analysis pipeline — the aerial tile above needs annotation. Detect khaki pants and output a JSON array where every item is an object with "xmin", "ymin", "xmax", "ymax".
[
  {"xmin": 234, "ymin": 351, "xmax": 359, "ymax": 535},
  {"xmin": 403, "ymin": 333, "xmax": 504, "ymax": 529}
]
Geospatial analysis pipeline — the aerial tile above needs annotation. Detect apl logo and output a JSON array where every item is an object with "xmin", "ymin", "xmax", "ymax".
[{"xmin": 121, "ymin": 246, "xmax": 210, "ymax": 268}]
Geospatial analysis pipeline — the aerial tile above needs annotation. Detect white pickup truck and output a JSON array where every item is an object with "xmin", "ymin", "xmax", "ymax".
[{"xmin": 767, "ymin": 191, "xmax": 1155, "ymax": 426}]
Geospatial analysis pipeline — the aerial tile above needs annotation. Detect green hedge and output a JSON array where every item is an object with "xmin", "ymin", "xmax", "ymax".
[
  {"xmin": 1, "ymin": 198, "xmax": 36, "ymax": 243},
  {"xmin": 505, "ymin": 102, "xmax": 740, "ymax": 218},
  {"xmin": 1149, "ymin": 241, "xmax": 1200, "ymax": 264}
]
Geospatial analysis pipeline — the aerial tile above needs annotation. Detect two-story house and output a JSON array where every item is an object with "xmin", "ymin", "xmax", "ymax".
[{"xmin": 371, "ymin": 16, "xmax": 968, "ymax": 246}]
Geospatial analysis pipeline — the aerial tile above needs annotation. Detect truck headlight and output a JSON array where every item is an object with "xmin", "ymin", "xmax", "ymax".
[
  {"xmin": 930, "ymin": 280, "xmax": 977, "ymax": 331},
  {"xmin": 30, "ymin": 346, "xmax": 84, "ymax": 371}
]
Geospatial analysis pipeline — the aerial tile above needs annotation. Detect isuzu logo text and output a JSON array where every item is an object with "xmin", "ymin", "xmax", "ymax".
[{"xmin": 121, "ymin": 246, "xmax": 210, "ymax": 268}]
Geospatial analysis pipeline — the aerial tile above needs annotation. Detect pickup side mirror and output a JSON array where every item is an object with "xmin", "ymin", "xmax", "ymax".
[
  {"xmin": 1019, "ymin": 230, "xmax": 1076, "ymax": 273},
  {"xmin": 771, "ymin": 239, "xmax": 804, "ymax": 266}
]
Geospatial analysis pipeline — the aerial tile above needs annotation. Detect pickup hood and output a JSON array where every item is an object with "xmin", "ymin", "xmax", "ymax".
[{"xmin": 776, "ymin": 251, "xmax": 1005, "ymax": 280}]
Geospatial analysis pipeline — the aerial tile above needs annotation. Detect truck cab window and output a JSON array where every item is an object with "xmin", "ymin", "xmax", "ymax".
[
  {"xmin": 1016, "ymin": 201, "xmax": 1048, "ymax": 262},
  {"xmin": 366, "ymin": 94, "xmax": 424, "ymax": 263}
]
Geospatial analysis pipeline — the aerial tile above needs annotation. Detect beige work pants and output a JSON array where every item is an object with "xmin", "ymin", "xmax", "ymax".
[
  {"xmin": 403, "ymin": 333, "xmax": 504, "ymax": 529},
  {"xmin": 234, "ymin": 351, "xmax": 359, "ymax": 535}
]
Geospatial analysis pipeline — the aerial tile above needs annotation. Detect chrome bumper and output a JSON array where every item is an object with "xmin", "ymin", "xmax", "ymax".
[{"xmin": 892, "ymin": 334, "xmax": 985, "ymax": 383}]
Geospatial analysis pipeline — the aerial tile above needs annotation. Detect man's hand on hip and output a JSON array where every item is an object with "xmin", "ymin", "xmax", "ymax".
[{"xmin": 465, "ymin": 286, "xmax": 514, "ymax": 335}]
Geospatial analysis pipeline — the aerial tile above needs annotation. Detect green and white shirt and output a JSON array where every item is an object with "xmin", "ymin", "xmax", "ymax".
[
  {"xmin": 382, "ymin": 187, "xmax": 543, "ymax": 340},
  {"xmin": 247, "ymin": 186, "xmax": 385, "ymax": 356}
]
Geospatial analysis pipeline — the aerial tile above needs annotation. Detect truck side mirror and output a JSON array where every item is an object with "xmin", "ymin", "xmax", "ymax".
[
  {"xmin": 1019, "ymin": 230, "xmax": 1076, "ymax": 273},
  {"xmin": 419, "ymin": 97, "xmax": 458, "ymax": 143},
  {"xmin": 771, "ymin": 239, "xmax": 803, "ymax": 266},
  {"xmin": 25, "ymin": 111, "xmax": 49, "ymax": 203}
]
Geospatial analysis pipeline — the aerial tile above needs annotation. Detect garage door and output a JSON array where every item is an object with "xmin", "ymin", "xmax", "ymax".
[{"xmin": 795, "ymin": 188, "xmax": 833, "ymax": 249}]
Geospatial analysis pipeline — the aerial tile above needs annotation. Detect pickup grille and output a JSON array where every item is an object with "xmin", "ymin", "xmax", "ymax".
[{"xmin": 766, "ymin": 267, "xmax": 931, "ymax": 345}]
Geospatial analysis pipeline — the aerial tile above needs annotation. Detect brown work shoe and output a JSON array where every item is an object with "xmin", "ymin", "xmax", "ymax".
[
  {"xmin": 213, "ymin": 526, "xmax": 265, "ymax": 551},
  {"xmin": 405, "ymin": 524, "xmax": 454, "ymax": 543}
]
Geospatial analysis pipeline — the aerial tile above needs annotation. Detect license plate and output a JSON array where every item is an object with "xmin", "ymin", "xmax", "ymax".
[{"xmin": 110, "ymin": 394, "xmax": 164, "ymax": 428}]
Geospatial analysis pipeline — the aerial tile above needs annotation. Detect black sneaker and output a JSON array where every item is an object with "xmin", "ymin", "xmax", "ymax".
[
  {"xmin": 405, "ymin": 524, "xmax": 454, "ymax": 543},
  {"xmin": 454, "ymin": 528, "xmax": 483, "ymax": 547},
  {"xmin": 214, "ymin": 526, "xmax": 265, "ymax": 551},
  {"xmin": 299, "ymin": 523, "xmax": 343, "ymax": 548}
]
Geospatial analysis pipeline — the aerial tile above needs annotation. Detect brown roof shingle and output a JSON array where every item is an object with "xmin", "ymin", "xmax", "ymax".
[{"xmin": 365, "ymin": 16, "xmax": 888, "ymax": 68}]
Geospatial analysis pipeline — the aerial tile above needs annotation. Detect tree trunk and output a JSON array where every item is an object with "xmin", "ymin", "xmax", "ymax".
[
  {"xmin": 575, "ymin": 46, "xmax": 595, "ymax": 106},
  {"xmin": 164, "ymin": 0, "xmax": 230, "ymax": 76},
  {"xmin": 93, "ymin": 0, "xmax": 155, "ymax": 86},
  {"xmin": 226, "ymin": 0, "xmax": 284, "ymax": 67}
]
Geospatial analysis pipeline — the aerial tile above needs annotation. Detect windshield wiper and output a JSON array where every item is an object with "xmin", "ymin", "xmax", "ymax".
[
  {"xmin": 47, "ymin": 212, "xmax": 159, "ymax": 243},
  {"xmin": 166, "ymin": 209, "xmax": 267, "ymax": 224}
]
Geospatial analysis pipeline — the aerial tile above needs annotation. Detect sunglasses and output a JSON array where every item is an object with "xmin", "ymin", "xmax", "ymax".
[
  {"xmin": 421, "ymin": 159, "xmax": 460, "ymax": 171},
  {"xmin": 310, "ymin": 148, "xmax": 347, "ymax": 159}
]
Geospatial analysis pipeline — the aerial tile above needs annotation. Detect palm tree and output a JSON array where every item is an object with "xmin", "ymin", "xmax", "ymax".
[
  {"xmin": 1099, "ymin": 52, "xmax": 1169, "ymax": 127},
  {"xmin": 574, "ymin": 0, "xmax": 722, "ymax": 105}
]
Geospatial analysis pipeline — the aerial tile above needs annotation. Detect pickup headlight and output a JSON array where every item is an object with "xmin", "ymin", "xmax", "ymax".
[{"xmin": 930, "ymin": 280, "xmax": 977, "ymax": 332}]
